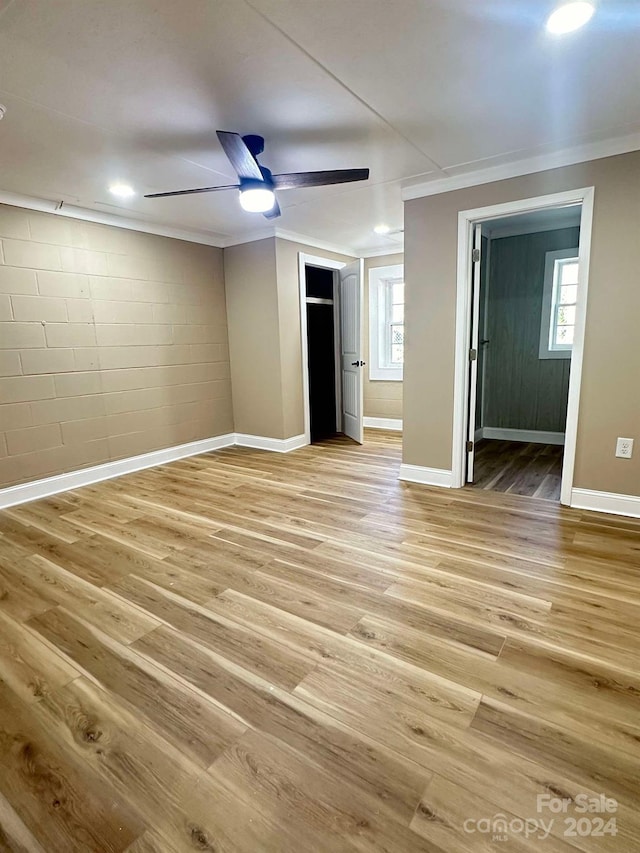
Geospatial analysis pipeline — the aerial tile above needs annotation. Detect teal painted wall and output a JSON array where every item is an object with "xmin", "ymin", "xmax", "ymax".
[{"xmin": 483, "ymin": 226, "xmax": 580, "ymax": 433}]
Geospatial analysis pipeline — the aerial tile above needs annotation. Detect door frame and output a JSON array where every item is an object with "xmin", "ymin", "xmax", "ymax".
[
  {"xmin": 477, "ymin": 234, "xmax": 492, "ymax": 440},
  {"xmin": 451, "ymin": 187, "xmax": 595, "ymax": 505},
  {"xmin": 466, "ymin": 223, "xmax": 483, "ymax": 482},
  {"xmin": 298, "ymin": 252, "xmax": 346, "ymax": 446}
]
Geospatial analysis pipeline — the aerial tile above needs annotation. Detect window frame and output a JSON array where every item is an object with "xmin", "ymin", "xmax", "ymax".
[
  {"xmin": 369, "ymin": 264, "xmax": 404, "ymax": 381},
  {"xmin": 539, "ymin": 248, "xmax": 579, "ymax": 360}
]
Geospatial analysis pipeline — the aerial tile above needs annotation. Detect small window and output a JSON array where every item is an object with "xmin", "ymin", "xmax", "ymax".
[
  {"xmin": 539, "ymin": 249, "xmax": 579, "ymax": 360},
  {"xmin": 369, "ymin": 264, "xmax": 404, "ymax": 381}
]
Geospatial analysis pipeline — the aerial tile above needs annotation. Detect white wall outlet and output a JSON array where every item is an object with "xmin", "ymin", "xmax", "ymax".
[{"xmin": 615, "ymin": 437, "xmax": 634, "ymax": 459}]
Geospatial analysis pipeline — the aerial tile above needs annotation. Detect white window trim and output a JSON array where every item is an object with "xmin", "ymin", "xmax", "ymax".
[
  {"xmin": 539, "ymin": 248, "xmax": 579, "ymax": 360},
  {"xmin": 369, "ymin": 264, "xmax": 404, "ymax": 381}
]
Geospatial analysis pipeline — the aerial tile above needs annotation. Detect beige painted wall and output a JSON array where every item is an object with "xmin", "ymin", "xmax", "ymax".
[
  {"xmin": 403, "ymin": 151, "xmax": 640, "ymax": 497},
  {"xmin": 363, "ymin": 253, "xmax": 404, "ymax": 421},
  {"xmin": 224, "ymin": 238, "xmax": 284, "ymax": 438},
  {"xmin": 221, "ymin": 237, "xmax": 357, "ymax": 443},
  {"xmin": 0, "ymin": 203, "xmax": 232, "ymax": 488},
  {"xmin": 275, "ymin": 238, "xmax": 355, "ymax": 438}
]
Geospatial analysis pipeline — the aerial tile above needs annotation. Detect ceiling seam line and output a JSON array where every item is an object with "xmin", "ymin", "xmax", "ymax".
[
  {"xmin": 0, "ymin": 86, "xmax": 234, "ymax": 181},
  {"xmin": 242, "ymin": 0, "xmax": 445, "ymax": 174}
]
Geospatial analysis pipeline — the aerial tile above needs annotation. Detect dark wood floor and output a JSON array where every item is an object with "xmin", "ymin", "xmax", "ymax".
[
  {"xmin": 471, "ymin": 439, "xmax": 564, "ymax": 500},
  {"xmin": 1, "ymin": 429, "xmax": 639, "ymax": 851}
]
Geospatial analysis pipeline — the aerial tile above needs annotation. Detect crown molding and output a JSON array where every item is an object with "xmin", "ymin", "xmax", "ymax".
[
  {"xmin": 220, "ymin": 226, "xmax": 277, "ymax": 248},
  {"xmin": 0, "ymin": 189, "xmax": 58, "ymax": 217},
  {"xmin": 0, "ymin": 188, "xmax": 349, "ymax": 255},
  {"xmin": 0, "ymin": 189, "xmax": 229, "ymax": 246},
  {"xmin": 0, "ymin": 188, "xmax": 400, "ymax": 259},
  {"xmin": 222, "ymin": 225, "xmax": 360, "ymax": 258},
  {"xmin": 358, "ymin": 244, "xmax": 405, "ymax": 259},
  {"xmin": 0, "ymin": 189, "xmax": 359, "ymax": 256},
  {"xmin": 5, "ymin": 128, "xmax": 640, "ymax": 255},
  {"xmin": 274, "ymin": 227, "xmax": 358, "ymax": 258},
  {"xmin": 0, "ymin": 188, "xmax": 404, "ymax": 260},
  {"xmin": 401, "ymin": 130, "xmax": 640, "ymax": 201}
]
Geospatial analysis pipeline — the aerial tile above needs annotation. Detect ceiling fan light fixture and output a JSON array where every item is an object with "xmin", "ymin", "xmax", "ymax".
[
  {"xmin": 546, "ymin": 2, "xmax": 595, "ymax": 34},
  {"xmin": 239, "ymin": 185, "xmax": 276, "ymax": 213},
  {"xmin": 144, "ymin": 130, "xmax": 369, "ymax": 218}
]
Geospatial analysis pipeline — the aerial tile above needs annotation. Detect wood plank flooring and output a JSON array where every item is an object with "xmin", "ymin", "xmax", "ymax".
[
  {"xmin": 1, "ymin": 429, "xmax": 639, "ymax": 851},
  {"xmin": 472, "ymin": 439, "xmax": 564, "ymax": 500}
]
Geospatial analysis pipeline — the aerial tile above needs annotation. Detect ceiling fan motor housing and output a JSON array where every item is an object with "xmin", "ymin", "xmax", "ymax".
[{"xmin": 242, "ymin": 134, "xmax": 265, "ymax": 156}]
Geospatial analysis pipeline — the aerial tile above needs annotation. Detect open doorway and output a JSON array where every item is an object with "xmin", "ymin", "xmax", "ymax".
[
  {"xmin": 452, "ymin": 188, "xmax": 595, "ymax": 506},
  {"xmin": 470, "ymin": 206, "xmax": 581, "ymax": 500},
  {"xmin": 298, "ymin": 254, "xmax": 365, "ymax": 446},
  {"xmin": 305, "ymin": 265, "xmax": 340, "ymax": 442}
]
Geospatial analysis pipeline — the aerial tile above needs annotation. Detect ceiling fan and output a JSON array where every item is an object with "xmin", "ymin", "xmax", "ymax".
[{"xmin": 144, "ymin": 130, "xmax": 369, "ymax": 219}]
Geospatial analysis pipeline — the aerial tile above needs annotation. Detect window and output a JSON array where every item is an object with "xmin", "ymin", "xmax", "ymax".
[
  {"xmin": 539, "ymin": 248, "xmax": 579, "ymax": 360},
  {"xmin": 369, "ymin": 264, "xmax": 404, "ymax": 381}
]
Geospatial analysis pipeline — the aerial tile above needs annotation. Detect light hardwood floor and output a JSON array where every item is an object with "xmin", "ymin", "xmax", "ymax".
[
  {"xmin": 471, "ymin": 439, "xmax": 564, "ymax": 500},
  {"xmin": 0, "ymin": 429, "xmax": 639, "ymax": 852}
]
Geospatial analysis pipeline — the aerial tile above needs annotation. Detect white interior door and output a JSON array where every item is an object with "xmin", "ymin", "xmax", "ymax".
[
  {"xmin": 339, "ymin": 259, "xmax": 364, "ymax": 444},
  {"xmin": 467, "ymin": 224, "xmax": 482, "ymax": 481}
]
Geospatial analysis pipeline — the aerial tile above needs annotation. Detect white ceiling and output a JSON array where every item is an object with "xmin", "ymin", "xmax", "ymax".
[{"xmin": 0, "ymin": 0, "xmax": 638, "ymax": 254}]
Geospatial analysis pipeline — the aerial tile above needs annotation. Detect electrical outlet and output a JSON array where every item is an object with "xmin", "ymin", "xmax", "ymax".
[{"xmin": 615, "ymin": 437, "xmax": 634, "ymax": 459}]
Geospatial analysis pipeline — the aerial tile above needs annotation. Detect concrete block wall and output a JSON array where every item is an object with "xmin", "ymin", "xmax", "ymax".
[{"xmin": 0, "ymin": 204, "xmax": 233, "ymax": 488}]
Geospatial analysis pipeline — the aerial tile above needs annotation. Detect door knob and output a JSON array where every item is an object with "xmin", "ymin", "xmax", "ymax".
[{"xmin": 351, "ymin": 360, "xmax": 366, "ymax": 366}]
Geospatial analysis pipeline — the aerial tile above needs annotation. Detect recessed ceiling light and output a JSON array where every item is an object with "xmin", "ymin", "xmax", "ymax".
[
  {"xmin": 374, "ymin": 224, "xmax": 391, "ymax": 235},
  {"xmin": 109, "ymin": 183, "xmax": 136, "ymax": 198},
  {"xmin": 546, "ymin": 2, "xmax": 595, "ymax": 34}
]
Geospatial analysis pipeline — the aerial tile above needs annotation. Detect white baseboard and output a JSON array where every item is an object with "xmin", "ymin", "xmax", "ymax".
[
  {"xmin": 570, "ymin": 488, "xmax": 640, "ymax": 518},
  {"xmin": 481, "ymin": 427, "xmax": 565, "ymax": 445},
  {"xmin": 0, "ymin": 434, "xmax": 236, "ymax": 510},
  {"xmin": 0, "ymin": 431, "xmax": 311, "ymax": 509},
  {"xmin": 398, "ymin": 464, "xmax": 453, "ymax": 488},
  {"xmin": 363, "ymin": 417, "xmax": 403, "ymax": 431},
  {"xmin": 234, "ymin": 433, "xmax": 307, "ymax": 453},
  {"xmin": 4, "ymin": 429, "xmax": 637, "ymax": 521}
]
